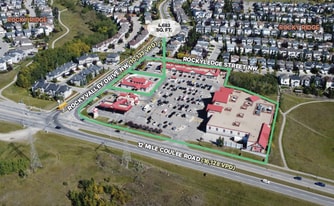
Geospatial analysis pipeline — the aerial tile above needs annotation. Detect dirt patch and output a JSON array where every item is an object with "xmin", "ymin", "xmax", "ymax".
[{"xmin": 0, "ymin": 127, "xmax": 39, "ymax": 142}]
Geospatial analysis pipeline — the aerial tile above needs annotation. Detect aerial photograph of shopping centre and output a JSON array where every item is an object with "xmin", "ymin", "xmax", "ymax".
[{"xmin": 87, "ymin": 59, "xmax": 277, "ymax": 159}]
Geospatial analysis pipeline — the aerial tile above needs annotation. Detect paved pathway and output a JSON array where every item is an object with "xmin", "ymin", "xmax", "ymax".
[{"xmin": 51, "ymin": 9, "xmax": 69, "ymax": 49}]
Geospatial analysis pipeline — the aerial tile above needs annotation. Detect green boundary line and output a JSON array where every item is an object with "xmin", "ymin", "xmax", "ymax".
[
  {"xmin": 131, "ymin": 70, "xmax": 164, "ymax": 78},
  {"xmin": 77, "ymin": 37, "xmax": 278, "ymax": 165}
]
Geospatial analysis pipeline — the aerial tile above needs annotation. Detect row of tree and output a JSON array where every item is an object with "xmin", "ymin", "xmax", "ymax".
[
  {"xmin": 16, "ymin": 40, "xmax": 90, "ymax": 88},
  {"xmin": 228, "ymin": 72, "xmax": 278, "ymax": 95},
  {"xmin": 178, "ymin": 27, "xmax": 201, "ymax": 54},
  {"xmin": 67, "ymin": 178, "xmax": 129, "ymax": 206},
  {"xmin": 0, "ymin": 159, "xmax": 28, "ymax": 176}
]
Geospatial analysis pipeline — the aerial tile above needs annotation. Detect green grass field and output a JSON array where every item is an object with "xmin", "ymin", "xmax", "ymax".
[
  {"xmin": 0, "ymin": 70, "xmax": 18, "ymax": 89},
  {"xmin": 0, "ymin": 121, "xmax": 24, "ymax": 133},
  {"xmin": 48, "ymin": 1, "xmax": 97, "ymax": 48},
  {"xmin": 268, "ymin": 113, "xmax": 284, "ymax": 166},
  {"xmin": 2, "ymin": 84, "xmax": 57, "ymax": 110},
  {"xmin": 283, "ymin": 102, "xmax": 334, "ymax": 179},
  {"xmin": 279, "ymin": 93, "xmax": 314, "ymax": 112},
  {"xmin": 0, "ymin": 131, "xmax": 316, "ymax": 206}
]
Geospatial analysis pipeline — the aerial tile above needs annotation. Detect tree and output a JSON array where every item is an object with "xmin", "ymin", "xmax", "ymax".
[
  {"xmin": 216, "ymin": 136, "xmax": 223, "ymax": 147},
  {"xmin": 224, "ymin": 0, "xmax": 233, "ymax": 12},
  {"xmin": 68, "ymin": 178, "xmax": 129, "ymax": 205}
]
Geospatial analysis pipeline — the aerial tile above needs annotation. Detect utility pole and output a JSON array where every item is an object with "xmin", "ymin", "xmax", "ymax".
[
  {"xmin": 29, "ymin": 129, "xmax": 42, "ymax": 172},
  {"xmin": 122, "ymin": 140, "xmax": 131, "ymax": 169}
]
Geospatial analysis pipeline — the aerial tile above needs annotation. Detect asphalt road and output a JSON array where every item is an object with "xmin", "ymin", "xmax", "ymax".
[{"xmin": 0, "ymin": 101, "xmax": 333, "ymax": 205}]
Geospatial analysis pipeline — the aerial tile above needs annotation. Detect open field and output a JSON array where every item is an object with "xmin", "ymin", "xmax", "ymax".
[
  {"xmin": 0, "ymin": 70, "xmax": 18, "ymax": 89},
  {"xmin": 283, "ymin": 102, "xmax": 334, "ymax": 179},
  {"xmin": 268, "ymin": 113, "xmax": 284, "ymax": 166},
  {"xmin": 0, "ymin": 131, "xmax": 316, "ymax": 206},
  {"xmin": 48, "ymin": 1, "xmax": 96, "ymax": 48},
  {"xmin": 2, "ymin": 85, "xmax": 58, "ymax": 110},
  {"xmin": 0, "ymin": 121, "xmax": 24, "ymax": 133},
  {"xmin": 279, "ymin": 93, "xmax": 315, "ymax": 112},
  {"xmin": 0, "ymin": 59, "xmax": 32, "ymax": 90}
]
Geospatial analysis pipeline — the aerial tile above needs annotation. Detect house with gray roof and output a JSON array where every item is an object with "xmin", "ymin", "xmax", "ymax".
[
  {"xmin": 279, "ymin": 74, "xmax": 290, "ymax": 86},
  {"xmin": 77, "ymin": 53, "xmax": 99, "ymax": 66},
  {"xmin": 46, "ymin": 61, "xmax": 77, "ymax": 81},
  {"xmin": 290, "ymin": 75, "xmax": 301, "ymax": 87},
  {"xmin": 31, "ymin": 79, "xmax": 72, "ymax": 99},
  {"xmin": 106, "ymin": 53, "xmax": 120, "ymax": 64}
]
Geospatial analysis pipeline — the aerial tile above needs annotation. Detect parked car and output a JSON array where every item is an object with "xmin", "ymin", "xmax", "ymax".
[{"xmin": 55, "ymin": 126, "xmax": 61, "ymax": 129}]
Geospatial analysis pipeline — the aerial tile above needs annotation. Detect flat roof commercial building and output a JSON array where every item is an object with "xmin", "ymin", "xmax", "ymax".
[{"xmin": 206, "ymin": 87, "xmax": 275, "ymax": 153}]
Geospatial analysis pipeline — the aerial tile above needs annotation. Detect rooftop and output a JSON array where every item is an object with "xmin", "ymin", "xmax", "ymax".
[{"xmin": 207, "ymin": 88, "xmax": 275, "ymax": 143}]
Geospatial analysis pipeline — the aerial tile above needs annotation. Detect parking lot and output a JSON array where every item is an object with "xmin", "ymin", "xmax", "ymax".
[{"xmin": 96, "ymin": 64, "xmax": 226, "ymax": 141}]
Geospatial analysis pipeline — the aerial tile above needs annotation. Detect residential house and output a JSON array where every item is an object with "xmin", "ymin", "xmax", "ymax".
[
  {"xmin": 324, "ymin": 77, "xmax": 334, "ymax": 89},
  {"xmin": 106, "ymin": 53, "xmax": 120, "ymax": 64},
  {"xmin": 290, "ymin": 75, "xmax": 301, "ymax": 87},
  {"xmin": 0, "ymin": 58, "xmax": 7, "ymax": 71},
  {"xmin": 266, "ymin": 59, "xmax": 275, "ymax": 69},
  {"xmin": 312, "ymin": 76, "xmax": 324, "ymax": 88},
  {"xmin": 262, "ymin": 46, "xmax": 269, "ymax": 55},
  {"xmin": 240, "ymin": 56, "xmax": 248, "ymax": 65},
  {"xmin": 245, "ymin": 45, "xmax": 253, "ymax": 54},
  {"xmin": 277, "ymin": 60, "xmax": 286, "ymax": 71},
  {"xmin": 77, "ymin": 53, "xmax": 100, "ymax": 66},
  {"xmin": 249, "ymin": 57, "xmax": 257, "ymax": 66},
  {"xmin": 320, "ymin": 63, "xmax": 331, "ymax": 75},
  {"xmin": 69, "ymin": 74, "xmax": 86, "ymax": 87},
  {"xmin": 46, "ymin": 61, "xmax": 77, "ymax": 81},
  {"xmin": 31, "ymin": 80, "xmax": 72, "ymax": 99},
  {"xmin": 69, "ymin": 65, "xmax": 103, "ymax": 86},
  {"xmin": 300, "ymin": 75, "xmax": 311, "ymax": 87},
  {"xmin": 129, "ymin": 29, "xmax": 149, "ymax": 49},
  {"xmin": 279, "ymin": 74, "xmax": 290, "ymax": 86}
]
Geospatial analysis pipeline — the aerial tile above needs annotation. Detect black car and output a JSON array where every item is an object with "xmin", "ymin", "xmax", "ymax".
[
  {"xmin": 293, "ymin": 176, "xmax": 302, "ymax": 180},
  {"xmin": 55, "ymin": 126, "xmax": 61, "ymax": 129},
  {"xmin": 315, "ymin": 182, "xmax": 326, "ymax": 187},
  {"xmin": 115, "ymin": 130, "xmax": 120, "ymax": 133}
]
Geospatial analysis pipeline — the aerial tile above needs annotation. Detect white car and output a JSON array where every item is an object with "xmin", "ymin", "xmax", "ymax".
[{"xmin": 261, "ymin": 179, "xmax": 271, "ymax": 184}]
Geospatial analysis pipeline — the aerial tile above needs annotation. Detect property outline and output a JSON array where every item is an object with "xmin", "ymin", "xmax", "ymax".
[{"xmin": 77, "ymin": 37, "xmax": 279, "ymax": 165}]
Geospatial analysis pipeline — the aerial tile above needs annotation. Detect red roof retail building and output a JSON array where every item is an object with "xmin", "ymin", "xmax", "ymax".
[
  {"xmin": 250, "ymin": 123, "xmax": 271, "ymax": 152},
  {"xmin": 98, "ymin": 93, "xmax": 139, "ymax": 113},
  {"xmin": 258, "ymin": 123, "xmax": 270, "ymax": 149},
  {"xmin": 120, "ymin": 76, "xmax": 153, "ymax": 90},
  {"xmin": 249, "ymin": 95, "xmax": 260, "ymax": 102},
  {"xmin": 206, "ymin": 104, "xmax": 223, "ymax": 112},
  {"xmin": 166, "ymin": 63, "xmax": 220, "ymax": 77},
  {"xmin": 212, "ymin": 87, "xmax": 234, "ymax": 103}
]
